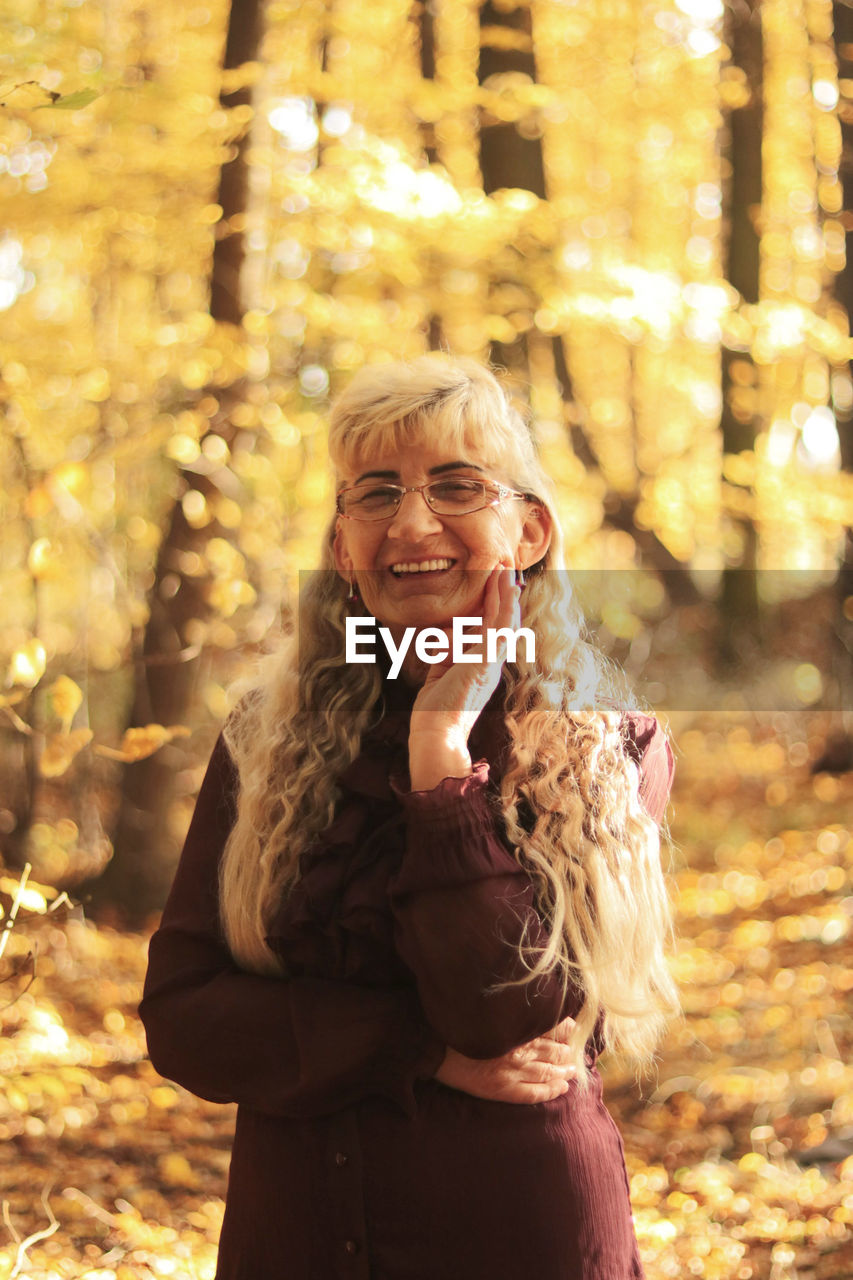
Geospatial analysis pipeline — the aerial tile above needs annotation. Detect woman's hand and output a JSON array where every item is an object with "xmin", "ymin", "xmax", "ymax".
[
  {"xmin": 408, "ymin": 565, "xmax": 519, "ymax": 790},
  {"xmin": 434, "ymin": 1016, "xmax": 576, "ymax": 1104}
]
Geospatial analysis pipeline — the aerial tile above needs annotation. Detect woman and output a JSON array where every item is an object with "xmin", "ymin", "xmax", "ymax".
[{"xmin": 140, "ymin": 354, "xmax": 679, "ymax": 1280}]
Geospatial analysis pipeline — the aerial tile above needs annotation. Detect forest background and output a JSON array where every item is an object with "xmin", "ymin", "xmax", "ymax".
[{"xmin": 1, "ymin": 0, "xmax": 853, "ymax": 1276}]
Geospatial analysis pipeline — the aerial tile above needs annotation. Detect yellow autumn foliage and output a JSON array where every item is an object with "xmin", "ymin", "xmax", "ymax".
[
  {"xmin": 97, "ymin": 724, "xmax": 193, "ymax": 764},
  {"xmin": 46, "ymin": 676, "xmax": 84, "ymax": 730},
  {"xmin": 0, "ymin": 716, "xmax": 850, "ymax": 1278},
  {"xmin": 38, "ymin": 728, "xmax": 94, "ymax": 778}
]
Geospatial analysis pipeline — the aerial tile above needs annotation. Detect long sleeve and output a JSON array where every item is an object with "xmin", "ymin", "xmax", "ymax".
[
  {"xmin": 139, "ymin": 735, "xmax": 445, "ymax": 1119},
  {"xmin": 388, "ymin": 716, "xmax": 674, "ymax": 1060}
]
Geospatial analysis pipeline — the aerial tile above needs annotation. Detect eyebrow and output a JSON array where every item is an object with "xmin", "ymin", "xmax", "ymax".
[{"xmin": 353, "ymin": 460, "xmax": 485, "ymax": 485}]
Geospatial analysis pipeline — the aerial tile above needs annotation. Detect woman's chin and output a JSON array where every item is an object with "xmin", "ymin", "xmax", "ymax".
[
  {"xmin": 372, "ymin": 609, "xmax": 451, "ymax": 635},
  {"xmin": 363, "ymin": 581, "xmax": 483, "ymax": 632},
  {"xmin": 370, "ymin": 599, "xmax": 482, "ymax": 633}
]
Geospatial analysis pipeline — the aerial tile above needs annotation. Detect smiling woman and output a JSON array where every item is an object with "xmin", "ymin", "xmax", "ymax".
[
  {"xmin": 140, "ymin": 353, "xmax": 679, "ymax": 1280},
  {"xmin": 331, "ymin": 440, "xmax": 549, "ymax": 646}
]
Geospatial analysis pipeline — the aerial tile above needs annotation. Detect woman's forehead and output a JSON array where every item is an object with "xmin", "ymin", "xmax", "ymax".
[{"xmin": 337, "ymin": 422, "xmax": 506, "ymax": 479}]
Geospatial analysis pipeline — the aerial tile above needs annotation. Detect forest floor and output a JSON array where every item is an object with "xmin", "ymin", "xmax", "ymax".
[{"xmin": 1, "ymin": 710, "xmax": 852, "ymax": 1280}]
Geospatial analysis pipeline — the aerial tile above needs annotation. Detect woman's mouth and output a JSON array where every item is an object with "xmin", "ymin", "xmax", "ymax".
[{"xmin": 389, "ymin": 558, "xmax": 455, "ymax": 579}]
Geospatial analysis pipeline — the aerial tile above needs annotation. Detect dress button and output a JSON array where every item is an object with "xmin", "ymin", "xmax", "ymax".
[
  {"xmin": 335, "ymin": 1151, "xmax": 348, "ymax": 1166},
  {"xmin": 344, "ymin": 1239, "xmax": 359, "ymax": 1255}
]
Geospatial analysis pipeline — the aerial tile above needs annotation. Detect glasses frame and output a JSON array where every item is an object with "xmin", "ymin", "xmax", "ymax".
[{"xmin": 335, "ymin": 478, "xmax": 531, "ymax": 522}]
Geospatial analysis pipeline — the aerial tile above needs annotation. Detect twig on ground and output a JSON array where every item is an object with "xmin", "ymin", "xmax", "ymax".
[
  {"xmin": 0, "ymin": 864, "xmax": 32, "ymax": 964},
  {"xmin": 8, "ymin": 1183, "xmax": 58, "ymax": 1279},
  {"xmin": 62, "ymin": 1186, "xmax": 119, "ymax": 1228}
]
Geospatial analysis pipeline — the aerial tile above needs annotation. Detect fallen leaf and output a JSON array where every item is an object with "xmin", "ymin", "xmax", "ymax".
[
  {"xmin": 47, "ymin": 676, "xmax": 84, "ymax": 731},
  {"xmin": 38, "ymin": 728, "xmax": 94, "ymax": 777},
  {"xmin": 95, "ymin": 723, "xmax": 191, "ymax": 762},
  {"xmin": 39, "ymin": 88, "xmax": 101, "ymax": 110}
]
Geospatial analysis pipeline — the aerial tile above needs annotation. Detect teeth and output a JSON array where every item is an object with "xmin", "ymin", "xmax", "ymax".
[{"xmin": 391, "ymin": 558, "xmax": 454, "ymax": 575}]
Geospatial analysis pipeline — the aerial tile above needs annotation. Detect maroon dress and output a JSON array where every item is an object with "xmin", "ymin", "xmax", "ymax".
[{"xmin": 140, "ymin": 681, "xmax": 674, "ymax": 1280}]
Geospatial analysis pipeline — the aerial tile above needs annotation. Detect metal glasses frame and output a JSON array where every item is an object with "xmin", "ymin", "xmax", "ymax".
[{"xmin": 335, "ymin": 479, "xmax": 529, "ymax": 521}]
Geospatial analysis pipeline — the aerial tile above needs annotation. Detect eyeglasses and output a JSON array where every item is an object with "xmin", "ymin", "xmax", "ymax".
[{"xmin": 335, "ymin": 478, "xmax": 529, "ymax": 522}]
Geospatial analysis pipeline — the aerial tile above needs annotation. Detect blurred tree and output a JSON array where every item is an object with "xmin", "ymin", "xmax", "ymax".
[
  {"xmin": 833, "ymin": 0, "xmax": 853, "ymax": 544},
  {"xmin": 0, "ymin": 429, "xmax": 40, "ymax": 866},
  {"xmin": 478, "ymin": 0, "xmax": 545, "ymax": 197},
  {"xmin": 417, "ymin": 1, "xmax": 444, "ymax": 351},
  {"xmin": 479, "ymin": 0, "xmax": 543, "ymax": 378},
  {"xmin": 719, "ymin": 0, "xmax": 762, "ymax": 658},
  {"xmin": 826, "ymin": 0, "xmax": 853, "ymax": 754},
  {"xmin": 91, "ymin": 0, "xmax": 264, "ymax": 919},
  {"xmin": 2, "ymin": 0, "xmax": 852, "ymax": 911}
]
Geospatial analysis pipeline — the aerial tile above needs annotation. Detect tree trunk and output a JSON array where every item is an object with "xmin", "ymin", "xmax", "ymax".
[
  {"xmin": 477, "ymin": 3, "xmax": 544, "ymax": 375},
  {"xmin": 417, "ymin": 0, "xmax": 438, "ymax": 164},
  {"xmin": 0, "ymin": 431, "xmax": 40, "ymax": 868},
  {"xmin": 478, "ymin": 1, "xmax": 545, "ymax": 197},
  {"xmin": 830, "ymin": 0, "xmax": 853, "ymax": 723},
  {"xmin": 478, "ymin": 4, "xmax": 699, "ymax": 606},
  {"xmin": 718, "ymin": 0, "xmax": 763, "ymax": 665},
  {"xmin": 90, "ymin": 0, "xmax": 264, "ymax": 922}
]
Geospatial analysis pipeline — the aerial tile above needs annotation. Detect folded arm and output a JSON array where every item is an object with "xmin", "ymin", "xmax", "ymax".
[
  {"xmin": 389, "ymin": 764, "xmax": 576, "ymax": 1058},
  {"xmin": 139, "ymin": 735, "xmax": 444, "ymax": 1119},
  {"xmin": 389, "ymin": 715, "xmax": 674, "ymax": 1060}
]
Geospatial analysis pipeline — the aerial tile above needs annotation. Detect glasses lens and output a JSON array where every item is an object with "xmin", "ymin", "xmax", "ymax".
[
  {"xmin": 339, "ymin": 479, "xmax": 495, "ymax": 520},
  {"xmin": 341, "ymin": 484, "xmax": 402, "ymax": 519},
  {"xmin": 426, "ymin": 479, "xmax": 489, "ymax": 514}
]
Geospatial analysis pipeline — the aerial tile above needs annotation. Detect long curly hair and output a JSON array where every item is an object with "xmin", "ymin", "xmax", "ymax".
[{"xmin": 220, "ymin": 353, "xmax": 679, "ymax": 1082}]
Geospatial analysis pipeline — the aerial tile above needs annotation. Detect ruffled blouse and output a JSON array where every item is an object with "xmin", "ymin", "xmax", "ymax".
[{"xmin": 140, "ymin": 679, "xmax": 674, "ymax": 1280}]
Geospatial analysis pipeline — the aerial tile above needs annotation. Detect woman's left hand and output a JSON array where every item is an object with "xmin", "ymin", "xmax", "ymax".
[
  {"xmin": 408, "ymin": 564, "xmax": 520, "ymax": 790},
  {"xmin": 434, "ymin": 1017, "xmax": 577, "ymax": 1103}
]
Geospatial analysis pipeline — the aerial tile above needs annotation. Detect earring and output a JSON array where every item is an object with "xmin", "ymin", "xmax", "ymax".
[
  {"xmin": 515, "ymin": 567, "xmax": 526, "ymax": 588},
  {"xmin": 347, "ymin": 577, "xmax": 358, "ymax": 602}
]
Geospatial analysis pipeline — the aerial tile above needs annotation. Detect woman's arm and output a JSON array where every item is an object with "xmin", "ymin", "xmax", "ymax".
[
  {"xmin": 139, "ymin": 735, "xmax": 445, "ymax": 1119},
  {"xmin": 389, "ymin": 717, "xmax": 674, "ymax": 1060}
]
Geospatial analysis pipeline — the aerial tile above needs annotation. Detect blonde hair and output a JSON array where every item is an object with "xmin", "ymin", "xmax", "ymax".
[{"xmin": 220, "ymin": 354, "xmax": 679, "ymax": 1082}]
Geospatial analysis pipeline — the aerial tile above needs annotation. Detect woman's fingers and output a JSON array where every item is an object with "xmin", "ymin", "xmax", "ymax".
[
  {"xmin": 495, "ymin": 1029, "xmax": 577, "ymax": 1100},
  {"xmin": 498, "ymin": 1048, "xmax": 576, "ymax": 1088},
  {"xmin": 510, "ymin": 1038, "xmax": 573, "ymax": 1068},
  {"xmin": 489, "ymin": 565, "xmax": 521, "ymax": 635},
  {"xmin": 496, "ymin": 1055, "xmax": 573, "ymax": 1101},
  {"xmin": 497, "ymin": 1079, "xmax": 570, "ymax": 1104},
  {"xmin": 524, "ymin": 1037, "xmax": 573, "ymax": 1067},
  {"xmin": 520, "ymin": 1061, "xmax": 574, "ymax": 1087},
  {"xmin": 411, "ymin": 564, "xmax": 523, "ymax": 731},
  {"xmin": 434, "ymin": 1041, "xmax": 575, "ymax": 1104}
]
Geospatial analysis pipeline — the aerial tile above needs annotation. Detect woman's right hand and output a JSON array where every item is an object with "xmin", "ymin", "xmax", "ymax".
[{"xmin": 434, "ymin": 1016, "xmax": 576, "ymax": 1104}]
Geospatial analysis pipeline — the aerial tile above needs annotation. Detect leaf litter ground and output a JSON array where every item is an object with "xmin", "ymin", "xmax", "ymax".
[{"xmin": 1, "ymin": 711, "xmax": 851, "ymax": 1279}]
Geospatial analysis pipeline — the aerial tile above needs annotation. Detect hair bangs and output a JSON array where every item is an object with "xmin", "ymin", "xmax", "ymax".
[
  {"xmin": 332, "ymin": 406, "xmax": 528, "ymax": 482},
  {"xmin": 329, "ymin": 363, "xmax": 539, "ymax": 494}
]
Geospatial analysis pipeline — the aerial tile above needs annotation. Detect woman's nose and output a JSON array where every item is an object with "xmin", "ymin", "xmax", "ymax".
[{"xmin": 386, "ymin": 489, "xmax": 445, "ymax": 539}]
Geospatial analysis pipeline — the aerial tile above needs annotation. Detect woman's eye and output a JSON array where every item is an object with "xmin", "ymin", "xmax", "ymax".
[
  {"xmin": 431, "ymin": 479, "xmax": 482, "ymax": 502},
  {"xmin": 354, "ymin": 486, "xmax": 399, "ymax": 507}
]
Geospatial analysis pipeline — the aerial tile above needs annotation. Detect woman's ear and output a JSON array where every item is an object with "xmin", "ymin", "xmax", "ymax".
[{"xmin": 518, "ymin": 503, "xmax": 552, "ymax": 571}]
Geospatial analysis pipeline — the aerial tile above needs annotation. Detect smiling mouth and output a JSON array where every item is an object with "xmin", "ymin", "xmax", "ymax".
[{"xmin": 389, "ymin": 558, "xmax": 456, "ymax": 578}]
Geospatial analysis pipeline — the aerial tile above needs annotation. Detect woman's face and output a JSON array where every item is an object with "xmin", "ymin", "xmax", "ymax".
[{"xmin": 333, "ymin": 441, "xmax": 551, "ymax": 636}]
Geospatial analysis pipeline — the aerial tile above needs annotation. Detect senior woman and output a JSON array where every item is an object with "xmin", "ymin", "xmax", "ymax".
[{"xmin": 140, "ymin": 354, "xmax": 678, "ymax": 1280}]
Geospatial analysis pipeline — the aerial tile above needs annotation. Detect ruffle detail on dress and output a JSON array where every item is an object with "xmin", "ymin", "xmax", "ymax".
[
  {"xmin": 265, "ymin": 736, "xmax": 411, "ymax": 983},
  {"xmin": 390, "ymin": 759, "xmax": 492, "ymax": 814},
  {"xmin": 266, "ymin": 692, "xmax": 506, "ymax": 979}
]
